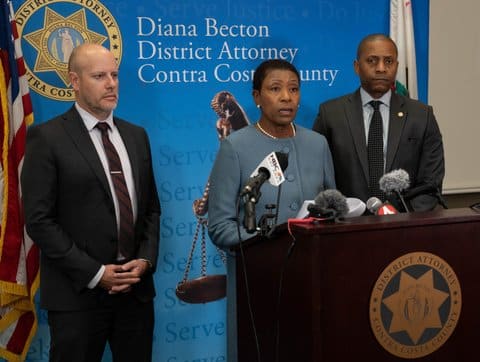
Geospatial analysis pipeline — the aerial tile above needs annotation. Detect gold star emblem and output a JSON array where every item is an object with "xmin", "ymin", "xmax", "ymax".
[
  {"xmin": 383, "ymin": 269, "xmax": 448, "ymax": 344},
  {"xmin": 15, "ymin": 0, "xmax": 122, "ymax": 101},
  {"xmin": 23, "ymin": 7, "xmax": 107, "ymax": 86}
]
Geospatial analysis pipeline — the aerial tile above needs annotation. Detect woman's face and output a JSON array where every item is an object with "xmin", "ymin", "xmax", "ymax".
[{"xmin": 253, "ymin": 69, "xmax": 300, "ymax": 127}]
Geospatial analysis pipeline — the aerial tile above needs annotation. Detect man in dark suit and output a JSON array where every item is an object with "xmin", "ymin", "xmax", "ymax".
[
  {"xmin": 313, "ymin": 34, "xmax": 444, "ymax": 211},
  {"xmin": 21, "ymin": 43, "xmax": 160, "ymax": 362}
]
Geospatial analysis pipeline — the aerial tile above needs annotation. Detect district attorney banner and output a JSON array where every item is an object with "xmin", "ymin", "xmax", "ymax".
[{"xmin": 11, "ymin": 0, "xmax": 429, "ymax": 361}]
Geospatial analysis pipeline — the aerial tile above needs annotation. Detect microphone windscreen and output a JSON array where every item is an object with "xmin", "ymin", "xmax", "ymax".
[
  {"xmin": 318, "ymin": 189, "xmax": 349, "ymax": 217},
  {"xmin": 379, "ymin": 169, "xmax": 410, "ymax": 194},
  {"xmin": 313, "ymin": 191, "xmax": 328, "ymax": 209}
]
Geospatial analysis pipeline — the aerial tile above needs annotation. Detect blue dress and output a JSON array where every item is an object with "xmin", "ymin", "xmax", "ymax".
[{"xmin": 208, "ymin": 124, "xmax": 336, "ymax": 361}]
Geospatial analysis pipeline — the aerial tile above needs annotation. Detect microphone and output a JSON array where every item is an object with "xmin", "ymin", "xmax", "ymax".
[
  {"xmin": 366, "ymin": 197, "xmax": 398, "ymax": 215},
  {"xmin": 366, "ymin": 197, "xmax": 382, "ymax": 214},
  {"xmin": 345, "ymin": 198, "xmax": 366, "ymax": 218},
  {"xmin": 307, "ymin": 189, "xmax": 349, "ymax": 220},
  {"xmin": 240, "ymin": 152, "xmax": 289, "ymax": 197},
  {"xmin": 242, "ymin": 152, "xmax": 289, "ymax": 233},
  {"xmin": 379, "ymin": 169, "xmax": 410, "ymax": 212}
]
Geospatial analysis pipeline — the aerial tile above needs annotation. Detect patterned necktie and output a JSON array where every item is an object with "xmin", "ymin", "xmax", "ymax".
[
  {"xmin": 96, "ymin": 122, "xmax": 135, "ymax": 259},
  {"xmin": 367, "ymin": 100, "xmax": 385, "ymax": 200}
]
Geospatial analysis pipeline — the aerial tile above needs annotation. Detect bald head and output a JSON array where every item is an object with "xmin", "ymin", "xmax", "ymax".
[
  {"xmin": 68, "ymin": 43, "xmax": 116, "ymax": 74},
  {"xmin": 356, "ymin": 34, "xmax": 398, "ymax": 60},
  {"xmin": 68, "ymin": 43, "xmax": 119, "ymax": 120}
]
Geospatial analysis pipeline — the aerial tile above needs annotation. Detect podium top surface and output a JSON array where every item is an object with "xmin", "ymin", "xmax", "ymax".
[
  {"xmin": 234, "ymin": 208, "xmax": 480, "ymax": 251},
  {"xmin": 289, "ymin": 207, "xmax": 480, "ymax": 236}
]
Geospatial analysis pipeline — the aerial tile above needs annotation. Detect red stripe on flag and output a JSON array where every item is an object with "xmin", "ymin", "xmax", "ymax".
[
  {"xmin": 16, "ymin": 56, "xmax": 26, "ymax": 76},
  {"xmin": 6, "ymin": 311, "xmax": 35, "ymax": 355},
  {"xmin": 26, "ymin": 245, "xmax": 39, "ymax": 287},
  {"xmin": 22, "ymin": 93, "xmax": 33, "ymax": 117},
  {"xmin": 0, "ymin": 161, "xmax": 23, "ymax": 282},
  {"xmin": 10, "ymin": 19, "xmax": 18, "ymax": 39},
  {"xmin": 9, "ymin": 121, "xmax": 26, "ymax": 166}
]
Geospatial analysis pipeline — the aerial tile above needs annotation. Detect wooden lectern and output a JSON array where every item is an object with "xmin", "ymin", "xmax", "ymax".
[{"xmin": 235, "ymin": 208, "xmax": 480, "ymax": 362}]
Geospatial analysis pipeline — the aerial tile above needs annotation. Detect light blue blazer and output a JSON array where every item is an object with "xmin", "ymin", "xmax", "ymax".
[{"xmin": 207, "ymin": 124, "xmax": 335, "ymax": 362}]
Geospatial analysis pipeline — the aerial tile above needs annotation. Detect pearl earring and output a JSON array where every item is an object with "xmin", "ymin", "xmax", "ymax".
[{"xmin": 256, "ymin": 104, "xmax": 261, "ymax": 109}]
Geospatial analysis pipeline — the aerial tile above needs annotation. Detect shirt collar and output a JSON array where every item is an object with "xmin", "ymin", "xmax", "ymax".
[
  {"xmin": 360, "ymin": 88, "xmax": 392, "ymax": 108},
  {"xmin": 75, "ymin": 103, "xmax": 114, "ymax": 131}
]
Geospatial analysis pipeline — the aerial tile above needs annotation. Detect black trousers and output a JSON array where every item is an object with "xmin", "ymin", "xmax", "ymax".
[{"xmin": 47, "ymin": 292, "xmax": 154, "ymax": 362}]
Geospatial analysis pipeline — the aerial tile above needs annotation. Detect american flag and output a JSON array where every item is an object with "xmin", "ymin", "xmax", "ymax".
[{"xmin": 0, "ymin": 0, "xmax": 39, "ymax": 361}]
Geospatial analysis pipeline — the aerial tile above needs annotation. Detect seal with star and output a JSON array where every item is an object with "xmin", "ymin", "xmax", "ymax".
[
  {"xmin": 15, "ymin": 0, "xmax": 122, "ymax": 101},
  {"xmin": 369, "ymin": 252, "xmax": 462, "ymax": 359}
]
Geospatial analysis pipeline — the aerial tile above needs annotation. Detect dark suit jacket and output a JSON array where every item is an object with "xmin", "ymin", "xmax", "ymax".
[
  {"xmin": 313, "ymin": 89, "xmax": 444, "ymax": 210},
  {"xmin": 21, "ymin": 106, "xmax": 160, "ymax": 311}
]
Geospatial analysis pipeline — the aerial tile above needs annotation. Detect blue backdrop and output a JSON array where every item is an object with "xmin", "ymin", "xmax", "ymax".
[{"xmin": 9, "ymin": 0, "xmax": 429, "ymax": 361}]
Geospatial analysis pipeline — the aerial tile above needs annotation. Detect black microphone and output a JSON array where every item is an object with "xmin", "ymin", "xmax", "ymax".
[
  {"xmin": 242, "ymin": 152, "xmax": 289, "ymax": 233},
  {"xmin": 379, "ymin": 169, "xmax": 410, "ymax": 212},
  {"xmin": 307, "ymin": 189, "xmax": 349, "ymax": 220},
  {"xmin": 366, "ymin": 197, "xmax": 382, "ymax": 214},
  {"xmin": 240, "ymin": 152, "xmax": 289, "ymax": 197}
]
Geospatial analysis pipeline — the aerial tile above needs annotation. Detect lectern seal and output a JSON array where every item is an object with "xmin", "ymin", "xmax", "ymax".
[{"xmin": 369, "ymin": 252, "xmax": 461, "ymax": 359}]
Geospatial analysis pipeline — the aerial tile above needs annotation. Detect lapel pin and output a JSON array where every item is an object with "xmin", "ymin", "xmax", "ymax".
[{"xmin": 397, "ymin": 112, "xmax": 404, "ymax": 117}]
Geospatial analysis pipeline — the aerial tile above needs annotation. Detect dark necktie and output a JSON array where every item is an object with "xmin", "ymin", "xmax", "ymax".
[
  {"xmin": 367, "ymin": 100, "xmax": 384, "ymax": 200},
  {"xmin": 96, "ymin": 122, "xmax": 135, "ymax": 259}
]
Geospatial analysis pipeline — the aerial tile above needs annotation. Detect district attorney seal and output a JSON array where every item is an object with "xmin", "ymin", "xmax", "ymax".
[
  {"xmin": 369, "ymin": 252, "xmax": 461, "ymax": 359},
  {"xmin": 14, "ymin": 0, "xmax": 122, "ymax": 101}
]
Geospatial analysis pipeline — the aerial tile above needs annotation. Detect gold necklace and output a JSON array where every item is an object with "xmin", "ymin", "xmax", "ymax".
[{"xmin": 256, "ymin": 122, "xmax": 296, "ymax": 139}]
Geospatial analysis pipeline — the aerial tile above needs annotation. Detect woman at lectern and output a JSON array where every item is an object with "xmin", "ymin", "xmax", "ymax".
[{"xmin": 207, "ymin": 59, "xmax": 336, "ymax": 362}]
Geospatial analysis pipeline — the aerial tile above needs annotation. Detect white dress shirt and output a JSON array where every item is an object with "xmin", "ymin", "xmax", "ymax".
[{"xmin": 75, "ymin": 103, "xmax": 138, "ymax": 288}]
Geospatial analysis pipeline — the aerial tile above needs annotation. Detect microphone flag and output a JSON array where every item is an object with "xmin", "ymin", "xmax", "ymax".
[
  {"xmin": 377, "ymin": 203, "xmax": 398, "ymax": 215},
  {"xmin": 249, "ymin": 151, "xmax": 285, "ymax": 186}
]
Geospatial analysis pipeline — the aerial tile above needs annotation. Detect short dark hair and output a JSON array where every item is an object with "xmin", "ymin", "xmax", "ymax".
[
  {"xmin": 253, "ymin": 59, "xmax": 300, "ymax": 91},
  {"xmin": 356, "ymin": 34, "xmax": 398, "ymax": 59}
]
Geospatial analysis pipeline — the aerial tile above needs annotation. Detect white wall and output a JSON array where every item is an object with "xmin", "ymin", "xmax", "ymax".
[{"xmin": 429, "ymin": 0, "xmax": 480, "ymax": 193}]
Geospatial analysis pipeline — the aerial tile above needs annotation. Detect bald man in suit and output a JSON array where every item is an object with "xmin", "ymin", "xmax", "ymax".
[
  {"xmin": 21, "ymin": 44, "xmax": 160, "ymax": 361},
  {"xmin": 313, "ymin": 34, "xmax": 444, "ymax": 211}
]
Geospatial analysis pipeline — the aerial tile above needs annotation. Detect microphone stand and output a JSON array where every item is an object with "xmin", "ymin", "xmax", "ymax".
[
  {"xmin": 243, "ymin": 187, "xmax": 262, "ymax": 233},
  {"xmin": 395, "ymin": 190, "xmax": 410, "ymax": 212},
  {"xmin": 435, "ymin": 188, "xmax": 449, "ymax": 209},
  {"xmin": 258, "ymin": 204, "xmax": 277, "ymax": 237},
  {"xmin": 235, "ymin": 197, "xmax": 263, "ymax": 362},
  {"xmin": 260, "ymin": 184, "xmax": 283, "ymax": 238}
]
